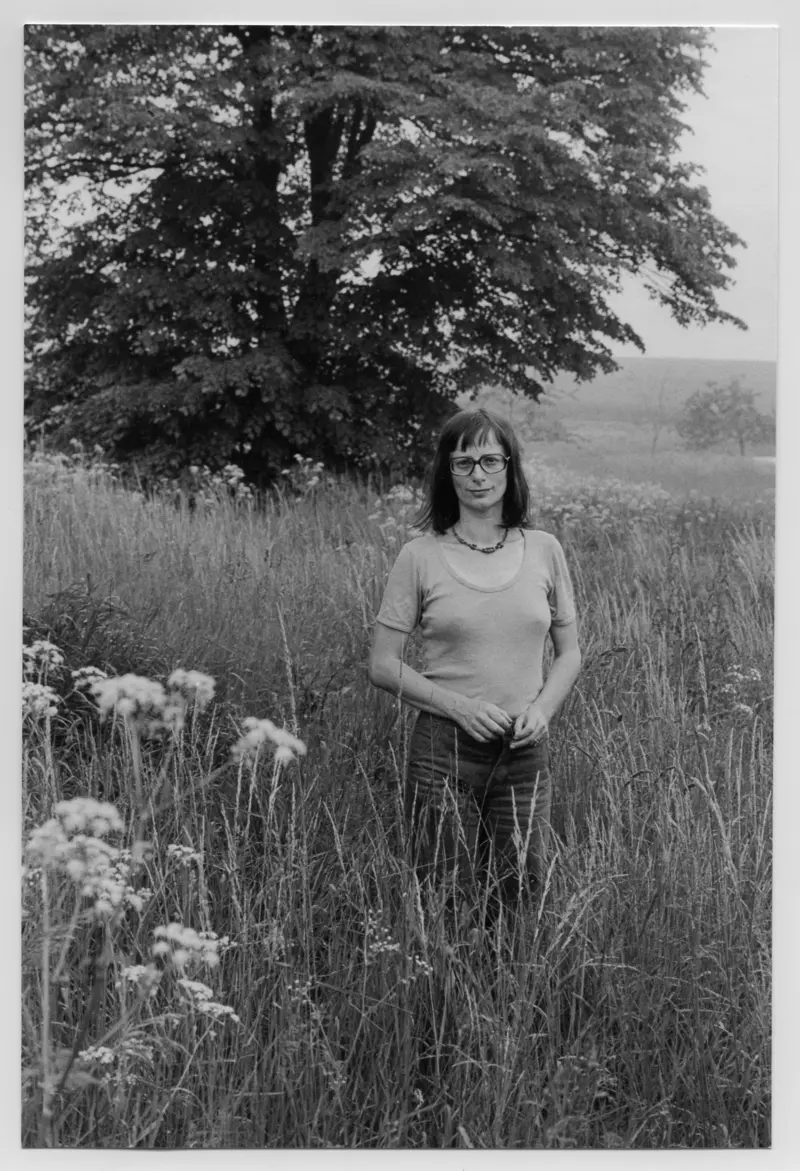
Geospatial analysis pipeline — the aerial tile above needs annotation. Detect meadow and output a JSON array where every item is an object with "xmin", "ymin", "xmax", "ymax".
[
  {"xmin": 478, "ymin": 356, "xmax": 777, "ymax": 503},
  {"xmin": 21, "ymin": 424, "xmax": 773, "ymax": 1149}
]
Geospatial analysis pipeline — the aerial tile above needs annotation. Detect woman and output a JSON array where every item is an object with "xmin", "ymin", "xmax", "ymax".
[{"xmin": 369, "ymin": 407, "xmax": 581, "ymax": 927}]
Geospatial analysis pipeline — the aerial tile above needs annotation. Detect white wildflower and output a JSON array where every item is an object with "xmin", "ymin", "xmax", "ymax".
[
  {"xmin": 153, "ymin": 922, "xmax": 220, "ymax": 968},
  {"xmin": 161, "ymin": 699, "xmax": 186, "ymax": 735},
  {"xmin": 22, "ymin": 681, "xmax": 60, "ymax": 719},
  {"xmin": 232, "ymin": 716, "xmax": 307, "ymax": 764},
  {"xmin": 26, "ymin": 819, "xmax": 69, "ymax": 867},
  {"xmin": 90, "ymin": 669, "xmax": 215, "ymax": 739},
  {"xmin": 167, "ymin": 844, "xmax": 203, "ymax": 867},
  {"xmin": 167, "ymin": 669, "xmax": 216, "ymax": 709},
  {"xmin": 23, "ymin": 640, "xmax": 65, "ymax": 678},
  {"xmin": 178, "ymin": 979, "xmax": 240, "ymax": 1024},
  {"xmin": 78, "ymin": 1045, "xmax": 116, "ymax": 1066},
  {"xmin": 118, "ymin": 964, "xmax": 162, "ymax": 998},
  {"xmin": 199, "ymin": 930, "xmax": 235, "ymax": 954},
  {"xmin": 25, "ymin": 802, "xmax": 147, "ymax": 919},
  {"xmin": 71, "ymin": 666, "xmax": 109, "ymax": 689},
  {"xmin": 55, "ymin": 798, "xmax": 124, "ymax": 836},
  {"xmin": 91, "ymin": 674, "xmax": 167, "ymax": 723},
  {"xmin": 366, "ymin": 913, "xmax": 402, "ymax": 960}
]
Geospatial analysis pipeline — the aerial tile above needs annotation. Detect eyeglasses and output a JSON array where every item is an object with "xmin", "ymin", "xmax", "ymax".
[{"xmin": 449, "ymin": 453, "xmax": 510, "ymax": 477}]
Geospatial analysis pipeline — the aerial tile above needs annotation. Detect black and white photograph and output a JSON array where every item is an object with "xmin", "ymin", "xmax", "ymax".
[{"xmin": 18, "ymin": 6, "xmax": 784, "ymax": 1152}]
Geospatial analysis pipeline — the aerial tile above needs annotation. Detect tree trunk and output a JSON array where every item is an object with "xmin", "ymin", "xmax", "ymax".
[
  {"xmin": 234, "ymin": 26, "xmax": 290, "ymax": 341},
  {"xmin": 289, "ymin": 100, "xmax": 378, "ymax": 369}
]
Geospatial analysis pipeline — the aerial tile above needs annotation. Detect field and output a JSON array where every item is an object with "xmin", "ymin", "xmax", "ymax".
[
  {"xmin": 476, "ymin": 356, "xmax": 777, "ymax": 504},
  {"xmin": 21, "ymin": 398, "xmax": 773, "ymax": 1150}
]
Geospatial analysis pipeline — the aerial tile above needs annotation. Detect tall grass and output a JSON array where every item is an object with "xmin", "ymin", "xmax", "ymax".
[{"xmin": 22, "ymin": 456, "xmax": 772, "ymax": 1148}]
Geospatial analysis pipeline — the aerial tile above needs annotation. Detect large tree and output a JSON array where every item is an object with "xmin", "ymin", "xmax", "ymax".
[{"xmin": 25, "ymin": 25, "xmax": 746, "ymax": 482}]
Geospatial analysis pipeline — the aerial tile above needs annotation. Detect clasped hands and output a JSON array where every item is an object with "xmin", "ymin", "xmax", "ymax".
[{"xmin": 456, "ymin": 697, "xmax": 549, "ymax": 747}]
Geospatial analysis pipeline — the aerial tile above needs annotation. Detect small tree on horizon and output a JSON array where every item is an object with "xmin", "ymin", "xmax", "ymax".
[{"xmin": 677, "ymin": 377, "xmax": 774, "ymax": 456}]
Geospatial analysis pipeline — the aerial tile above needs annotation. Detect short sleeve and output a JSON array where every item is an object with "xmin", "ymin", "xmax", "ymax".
[
  {"xmin": 547, "ymin": 537, "xmax": 577, "ymax": 627},
  {"xmin": 376, "ymin": 541, "xmax": 422, "ymax": 633}
]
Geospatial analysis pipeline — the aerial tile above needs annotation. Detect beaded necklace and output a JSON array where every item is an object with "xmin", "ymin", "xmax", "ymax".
[{"xmin": 452, "ymin": 526, "xmax": 509, "ymax": 555}]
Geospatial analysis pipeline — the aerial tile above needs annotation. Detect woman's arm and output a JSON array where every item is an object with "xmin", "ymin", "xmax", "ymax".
[
  {"xmin": 368, "ymin": 622, "xmax": 512, "ymax": 742},
  {"xmin": 511, "ymin": 621, "xmax": 581, "ymax": 747}
]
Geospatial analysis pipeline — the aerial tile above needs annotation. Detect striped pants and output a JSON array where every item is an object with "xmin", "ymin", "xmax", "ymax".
[{"xmin": 405, "ymin": 710, "xmax": 552, "ymax": 919}]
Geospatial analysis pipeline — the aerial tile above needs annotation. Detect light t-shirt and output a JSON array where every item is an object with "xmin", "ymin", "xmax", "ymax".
[{"xmin": 376, "ymin": 528, "xmax": 577, "ymax": 717}]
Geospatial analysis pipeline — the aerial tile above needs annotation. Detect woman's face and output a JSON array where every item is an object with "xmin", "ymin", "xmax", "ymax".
[{"xmin": 450, "ymin": 432, "xmax": 509, "ymax": 517}]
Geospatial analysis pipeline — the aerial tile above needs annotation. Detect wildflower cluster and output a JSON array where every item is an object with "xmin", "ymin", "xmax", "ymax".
[
  {"xmin": 288, "ymin": 976, "xmax": 314, "ymax": 1005},
  {"xmin": 365, "ymin": 912, "xmax": 402, "ymax": 960},
  {"xmin": 21, "ymin": 634, "xmax": 122, "ymax": 728},
  {"xmin": 25, "ymin": 799, "xmax": 150, "ymax": 919},
  {"xmin": 522, "ymin": 460, "xmax": 672, "ymax": 529},
  {"xmin": 24, "ymin": 442, "xmax": 256, "ymax": 512},
  {"xmin": 186, "ymin": 463, "xmax": 254, "ymax": 506},
  {"xmin": 78, "ymin": 1045, "xmax": 116, "ymax": 1067},
  {"xmin": 367, "ymin": 484, "xmax": 425, "ymax": 545},
  {"xmin": 363, "ymin": 912, "xmax": 432, "ymax": 986},
  {"xmin": 21, "ymin": 632, "xmax": 117, "ymax": 724},
  {"xmin": 232, "ymin": 716, "xmax": 307, "ymax": 766},
  {"xmin": 718, "ymin": 663, "xmax": 764, "ymax": 720},
  {"xmin": 117, "ymin": 964, "xmax": 162, "ymax": 999},
  {"xmin": 166, "ymin": 844, "xmax": 204, "ymax": 868},
  {"xmin": 152, "ymin": 923, "xmax": 222, "ymax": 970},
  {"xmin": 280, "ymin": 453, "xmax": 325, "ymax": 495},
  {"xmin": 23, "ymin": 442, "xmax": 122, "ymax": 490},
  {"xmin": 22, "ymin": 681, "xmax": 60, "ymax": 721},
  {"xmin": 369, "ymin": 483, "xmax": 424, "ymax": 520},
  {"xmin": 91, "ymin": 668, "xmax": 215, "ymax": 738},
  {"xmin": 76, "ymin": 1038, "xmax": 156, "ymax": 1089},
  {"xmin": 23, "ymin": 639, "xmax": 65, "ymax": 680},
  {"xmin": 71, "ymin": 666, "xmax": 109, "ymax": 689},
  {"xmin": 177, "ymin": 979, "xmax": 241, "ymax": 1025}
]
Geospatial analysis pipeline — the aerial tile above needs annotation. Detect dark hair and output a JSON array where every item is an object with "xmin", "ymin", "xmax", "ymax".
[{"xmin": 415, "ymin": 407, "xmax": 531, "ymax": 534}]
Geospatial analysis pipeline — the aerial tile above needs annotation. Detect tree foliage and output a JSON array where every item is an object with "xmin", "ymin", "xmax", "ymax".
[
  {"xmin": 25, "ymin": 25, "xmax": 747, "ymax": 483},
  {"xmin": 677, "ymin": 378, "xmax": 774, "ymax": 455}
]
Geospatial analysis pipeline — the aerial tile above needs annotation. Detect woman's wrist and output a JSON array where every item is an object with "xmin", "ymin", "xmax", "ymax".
[{"xmin": 432, "ymin": 686, "xmax": 468, "ymax": 722}]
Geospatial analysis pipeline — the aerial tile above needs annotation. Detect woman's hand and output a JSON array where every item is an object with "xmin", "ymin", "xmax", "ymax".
[
  {"xmin": 511, "ymin": 703, "xmax": 549, "ymax": 749},
  {"xmin": 452, "ymin": 698, "xmax": 513, "ymax": 743}
]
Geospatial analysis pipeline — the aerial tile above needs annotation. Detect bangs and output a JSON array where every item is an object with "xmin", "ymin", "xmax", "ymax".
[{"xmin": 445, "ymin": 411, "xmax": 506, "ymax": 453}]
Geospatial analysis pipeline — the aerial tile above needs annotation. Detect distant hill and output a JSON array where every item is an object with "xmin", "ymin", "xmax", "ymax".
[
  {"xmin": 472, "ymin": 357, "xmax": 777, "ymax": 503},
  {"xmin": 476, "ymin": 356, "xmax": 776, "ymax": 433},
  {"xmin": 545, "ymin": 356, "xmax": 776, "ymax": 422}
]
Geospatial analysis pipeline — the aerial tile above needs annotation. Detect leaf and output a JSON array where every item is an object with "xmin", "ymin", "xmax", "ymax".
[{"xmin": 25, "ymin": 25, "xmax": 746, "ymax": 482}]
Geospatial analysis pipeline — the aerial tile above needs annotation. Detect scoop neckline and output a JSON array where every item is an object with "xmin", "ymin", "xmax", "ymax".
[{"xmin": 434, "ymin": 529, "xmax": 527, "ymax": 593}]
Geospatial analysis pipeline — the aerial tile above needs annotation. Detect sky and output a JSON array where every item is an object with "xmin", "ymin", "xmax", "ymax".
[{"xmin": 609, "ymin": 25, "xmax": 778, "ymax": 362}]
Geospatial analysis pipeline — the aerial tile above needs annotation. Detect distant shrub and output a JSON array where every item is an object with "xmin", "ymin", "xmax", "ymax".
[{"xmin": 677, "ymin": 378, "xmax": 775, "ymax": 456}]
